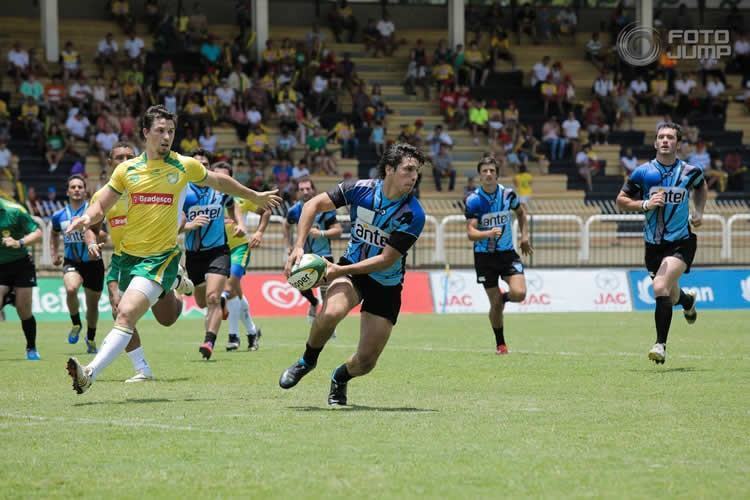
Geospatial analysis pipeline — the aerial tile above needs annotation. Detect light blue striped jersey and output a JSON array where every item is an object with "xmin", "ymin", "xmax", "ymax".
[
  {"xmin": 182, "ymin": 183, "xmax": 232, "ymax": 251},
  {"xmin": 464, "ymin": 184, "xmax": 520, "ymax": 253},
  {"xmin": 286, "ymin": 201, "xmax": 337, "ymax": 257},
  {"xmin": 51, "ymin": 202, "xmax": 95, "ymax": 262}
]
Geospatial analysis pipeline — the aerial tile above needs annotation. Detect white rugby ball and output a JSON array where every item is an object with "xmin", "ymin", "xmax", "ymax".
[{"xmin": 288, "ymin": 254, "xmax": 327, "ymax": 291}]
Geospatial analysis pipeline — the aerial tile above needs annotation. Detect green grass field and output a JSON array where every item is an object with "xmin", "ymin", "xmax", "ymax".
[{"xmin": 1, "ymin": 312, "xmax": 749, "ymax": 498}]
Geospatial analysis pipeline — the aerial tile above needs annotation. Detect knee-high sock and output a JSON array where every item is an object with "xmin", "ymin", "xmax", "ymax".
[
  {"xmin": 227, "ymin": 297, "xmax": 242, "ymax": 335},
  {"xmin": 655, "ymin": 296, "xmax": 673, "ymax": 345},
  {"xmin": 87, "ymin": 326, "xmax": 133, "ymax": 379},
  {"xmin": 126, "ymin": 346, "xmax": 151, "ymax": 374},
  {"xmin": 240, "ymin": 296, "xmax": 257, "ymax": 335}
]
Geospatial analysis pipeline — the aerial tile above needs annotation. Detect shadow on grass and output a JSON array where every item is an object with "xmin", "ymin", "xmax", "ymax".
[
  {"xmin": 73, "ymin": 397, "xmax": 216, "ymax": 407},
  {"xmin": 629, "ymin": 367, "xmax": 708, "ymax": 373},
  {"xmin": 290, "ymin": 405, "xmax": 438, "ymax": 413}
]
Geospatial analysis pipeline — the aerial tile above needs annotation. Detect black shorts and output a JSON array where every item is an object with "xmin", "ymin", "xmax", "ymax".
[
  {"xmin": 186, "ymin": 246, "xmax": 230, "ymax": 286},
  {"xmin": 63, "ymin": 259, "xmax": 105, "ymax": 292},
  {"xmin": 0, "ymin": 255, "xmax": 37, "ymax": 288},
  {"xmin": 339, "ymin": 257, "xmax": 402, "ymax": 325},
  {"xmin": 474, "ymin": 251, "xmax": 525, "ymax": 289},
  {"xmin": 645, "ymin": 233, "xmax": 697, "ymax": 278}
]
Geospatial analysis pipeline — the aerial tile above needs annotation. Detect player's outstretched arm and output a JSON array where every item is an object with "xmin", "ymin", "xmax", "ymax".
[
  {"xmin": 83, "ymin": 222, "xmax": 104, "ymax": 259},
  {"xmin": 284, "ymin": 193, "xmax": 336, "ymax": 276},
  {"xmin": 515, "ymin": 203, "xmax": 533, "ymax": 256},
  {"xmin": 66, "ymin": 186, "xmax": 118, "ymax": 233},
  {"xmin": 200, "ymin": 171, "xmax": 281, "ymax": 211},
  {"xmin": 691, "ymin": 179, "xmax": 708, "ymax": 228}
]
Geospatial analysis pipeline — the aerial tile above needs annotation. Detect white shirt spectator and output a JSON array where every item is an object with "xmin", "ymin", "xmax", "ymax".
[
  {"xmin": 0, "ymin": 146, "xmax": 11, "ymax": 169},
  {"xmin": 92, "ymin": 84, "xmax": 107, "ymax": 103},
  {"xmin": 7, "ymin": 48, "xmax": 29, "ymax": 69},
  {"xmin": 426, "ymin": 130, "xmax": 453, "ymax": 156},
  {"xmin": 291, "ymin": 164, "xmax": 310, "ymax": 179},
  {"xmin": 376, "ymin": 19, "xmax": 395, "ymax": 37},
  {"xmin": 557, "ymin": 9, "xmax": 577, "ymax": 27},
  {"xmin": 687, "ymin": 150, "xmax": 711, "ymax": 170},
  {"xmin": 629, "ymin": 79, "xmax": 648, "ymax": 95},
  {"xmin": 199, "ymin": 133, "xmax": 217, "ymax": 153},
  {"xmin": 593, "ymin": 77, "xmax": 614, "ymax": 98},
  {"xmin": 575, "ymin": 151, "xmax": 590, "ymax": 166},
  {"xmin": 531, "ymin": 62, "xmax": 550, "ymax": 86},
  {"xmin": 95, "ymin": 131, "xmax": 119, "ymax": 152},
  {"xmin": 734, "ymin": 38, "xmax": 750, "ymax": 56},
  {"xmin": 312, "ymin": 75, "xmax": 328, "ymax": 93},
  {"xmin": 97, "ymin": 38, "xmax": 118, "ymax": 56},
  {"xmin": 66, "ymin": 115, "xmax": 91, "ymax": 139},
  {"xmin": 562, "ymin": 118, "xmax": 581, "ymax": 139},
  {"xmin": 69, "ymin": 82, "xmax": 92, "ymax": 100},
  {"xmin": 674, "ymin": 78, "xmax": 696, "ymax": 96},
  {"xmin": 123, "ymin": 36, "xmax": 145, "ymax": 59},
  {"xmin": 706, "ymin": 80, "xmax": 725, "ymax": 97},
  {"xmin": 620, "ymin": 155, "xmax": 638, "ymax": 175},
  {"xmin": 246, "ymin": 109, "xmax": 262, "ymax": 126},
  {"xmin": 216, "ymin": 86, "xmax": 235, "ymax": 106}
]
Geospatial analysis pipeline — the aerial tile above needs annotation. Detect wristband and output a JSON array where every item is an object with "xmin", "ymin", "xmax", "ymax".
[{"xmin": 641, "ymin": 199, "xmax": 649, "ymax": 212}]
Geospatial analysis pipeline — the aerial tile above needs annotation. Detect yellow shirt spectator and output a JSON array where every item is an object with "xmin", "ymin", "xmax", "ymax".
[
  {"xmin": 246, "ymin": 132, "xmax": 270, "ymax": 153},
  {"xmin": 180, "ymin": 137, "xmax": 199, "ymax": 152}
]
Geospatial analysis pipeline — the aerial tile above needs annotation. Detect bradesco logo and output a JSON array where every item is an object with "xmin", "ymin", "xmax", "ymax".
[
  {"xmin": 352, "ymin": 220, "xmax": 390, "ymax": 248},
  {"xmin": 187, "ymin": 204, "xmax": 222, "ymax": 221},
  {"xmin": 480, "ymin": 210, "xmax": 510, "ymax": 228},
  {"xmin": 648, "ymin": 186, "xmax": 686, "ymax": 205},
  {"xmin": 109, "ymin": 215, "xmax": 126, "ymax": 227},
  {"xmin": 131, "ymin": 193, "xmax": 174, "ymax": 205}
]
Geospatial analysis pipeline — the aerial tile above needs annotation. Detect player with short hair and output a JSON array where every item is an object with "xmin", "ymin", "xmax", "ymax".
[
  {"xmin": 279, "ymin": 143, "xmax": 426, "ymax": 407},
  {"xmin": 283, "ymin": 177, "xmax": 342, "ymax": 321},
  {"xmin": 0, "ymin": 198, "xmax": 43, "ymax": 360},
  {"xmin": 465, "ymin": 156, "xmax": 532, "ymax": 355},
  {"xmin": 65, "ymin": 105, "xmax": 281, "ymax": 394},
  {"xmin": 51, "ymin": 175, "xmax": 106, "ymax": 353},
  {"xmin": 616, "ymin": 121, "xmax": 706, "ymax": 364},
  {"xmin": 216, "ymin": 161, "xmax": 269, "ymax": 352}
]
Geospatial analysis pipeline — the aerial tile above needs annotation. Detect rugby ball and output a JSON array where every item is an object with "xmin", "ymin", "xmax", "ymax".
[{"xmin": 288, "ymin": 254, "xmax": 327, "ymax": 291}]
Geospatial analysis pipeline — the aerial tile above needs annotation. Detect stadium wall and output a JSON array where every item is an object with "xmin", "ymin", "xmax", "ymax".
[{"xmin": 5, "ymin": 268, "xmax": 749, "ymax": 321}]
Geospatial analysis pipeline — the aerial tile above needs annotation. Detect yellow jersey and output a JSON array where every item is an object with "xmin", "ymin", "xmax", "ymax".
[
  {"xmin": 108, "ymin": 151, "xmax": 207, "ymax": 257},
  {"xmin": 225, "ymin": 198, "xmax": 259, "ymax": 249},
  {"xmin": 92, "ymin": 187, "xmax": 129, "ymax": 255},
  {"xmin": 514, "ymin": 172, "xmax": 533, "ymax": 196}
]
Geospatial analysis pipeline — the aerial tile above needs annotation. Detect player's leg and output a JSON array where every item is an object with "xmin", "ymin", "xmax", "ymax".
[
  {"xmin": 279, "ymin": 277, "xmax": 360, "ymax": 389},
  {"xmin": 15, "ymin": 287, "xmax": 40, "ymax": 360},
  {"xmin": 495, "ymin": 273, "xmax": 527, "ymax": 354},
  {"xmin": 81, "ymin": 261, "xmax": 105, "ymax": 353},
  {"xmin": 476, "ymin": 253, "xmax": 506, "ymax": 353},
  {"xmin": 649, "ymin": 255, "xmax": 687, "ymax": 364},
  {"xmin": 109, "ymin": 277, "xmax": 153, "ymax": 381},
  {"xmin": 198, "ymin": 272, "xmax": 227, "ymax": 360},
  {"xmin": 63, "ymin": 268, "xmax": 84, "ymax": 344}
]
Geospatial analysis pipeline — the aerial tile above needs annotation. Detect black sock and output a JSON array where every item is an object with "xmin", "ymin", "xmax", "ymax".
[
  {"xmin": 87, "ymin": 327, "xmax": 96, "ymax": 341},
  {"xmin": 302, "ymin": 343, "xmax": 323, "ymax": 366},
  {"xmin": 332, "ymin": 364, "xmax": 353, "ymax": 384},
  {"xmin": 204, "ymin": 332, "xmax": 217, "ymax": 345},
  {"xmin": 655, "ymin": 296, "xmax": 673, "ymax": 345},
  {"xmin": 493, "ymin": 327, "xmax": 505, "ymax": 346},
  {"xmin": 501, "ymin": 292, "xmax": 510, "ymax": 303},
  {"xmin": 301, "ymin": 290, "xmax": 318, "ymax": 307},
  {"xmin": 22, "ymin": 316, "xmax": 37, "ymax": 350},
  {"xmin": 676, "ymin": 290, "xmax": 692, "ymax": 309},
  {"xmin": 70, "ymin": 313, "xmax": 81, "ymax": 326}
]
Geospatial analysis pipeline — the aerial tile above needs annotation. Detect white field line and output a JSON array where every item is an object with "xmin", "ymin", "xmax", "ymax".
[{"xmin": 0, "ymin": 413, "xmax": 231, "ymax": 433}]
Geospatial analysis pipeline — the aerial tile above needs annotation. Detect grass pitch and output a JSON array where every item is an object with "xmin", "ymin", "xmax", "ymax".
[{"xmin": 1, "ymin": 312, "xmax": 748, "ymax": 498}]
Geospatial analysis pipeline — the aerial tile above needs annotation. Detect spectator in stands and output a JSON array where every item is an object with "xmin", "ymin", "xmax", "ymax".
[
  {"xmin": 699, "ymin": 55, "xmax": 726, "ymax": 88},
  {"xmin": 503, "ymin": 99, "xmax": 519, "ymax": 128},
  {"xmin": 375, "ymin": 13, "xmax": 397, "ymax": 56},
  {"xmin": 705, "ymin": 74, "xmax": 727, "ymax": 116},
  {"xmin": 0, "ymin": 99, "xmax": 7, "ymax": 137},
  {"xmin": 329, "ymin": 0, "xmax": 358, "ymax": 43},
  {"xmin": 7, "ymin": 42, "xmax": 29, "ymax": 81},
  {"xmin": 19, "ymin": 96, "xmax": 42, "ymax": 140},
  {"xmin": 246, "ymin": 125, "xmax": 272, "ymax": 165},
  {"xmin": 584, "ymin": 32, "xmax": 606, "ymax": 70},
  {"xmin": 246, "ymin": 103, "xmax": 262, "ymax": 129},
  {"xmin": 536, "ymin": 5, "xmax": 556, "ymax": 42},
  {"xmin": 530, "ymin": 56, "xmax": 551, "ymax": 89},
  {"xmin": 513, "ymin": 164, "xmax": 533, "ymax": 204},
  {"xmin": 650, "ymin": 72, "xmax": 674, "ymax": 115},
  {"xmin": 60, "ymin": 41, "xmax": 82, "ymax": 82},
  {"xmin": 489, "ymin": 29, "xmax": 516, "ymax": 70},
  {"xmin": 229, "ymin": 97, "xmax": 248, "ymax": 140},
  {"xmin": 179, "ymin": 127, "xmax": 199, "ymax": 154},
  {"xmin": 463, "ymin": 41, "xmax": 490, "ymax": 88},
  {"xmin": 227, "ymin": 63, "xmax": 251, "ymax": 95},
  {"xmin": 163, "ymin": 87, "xmax": 178, "ymax": 115},
  {"xmin": 362, "ymin": 18, "xmax": 379, "ymax": 57},
  {"xmin": 680, "ymin": 118, "xmax": 699, "ymax": 145},
  {"xmin": 463, "ymin": 176, "xmax": 477, "ymax": 201},
  {"xmin": 119, "ymin": 106, "xmax": 137, "ymax": 143},
  {"xmin": 95, "ymin": 123, "xmax": 120, "ymax": 172},
  {"xmin": 620, "ymin": 146, "xmax": 638, "ymax": 178},
  {"xmin": 433, "ymin": 39, "xmax": 453, "ymax": 65},
  {"xmin": 40, "ymin": 186, "xmax": 61, "ymax": 219},
  {"xmin": 404, "ymin": 51, "xmax": 430, "ymax": 99},
  {"xmin": 575, "ymin": 143, "xmax": 598, "ymax": 191},
  {"xmin": 24, "ymin": 186, "xmax": 42, "ymax": 217},
  {"xmin": 111, "ymin": 0, "xmax": 133, "ymax": 32},
  {"xmin": 426, "ymin": 124, "xmax": 453, "ymax": 159},
  {"xmin": 200, "ymin": 35, "xmax": 222, "ymax": 66},
  {"xmin": 541, "ymin": 75, "xmax": 562, "ymax": 117},
  {"xmin": 542, "ymin": 117, "xmax": 566, "ymax": 161},
  {"xmin": 199, "ymin": 125, "xmax": 217, "ymax": 154},
  {"xmin": 561, "ymin": 111, "xmax": 581, "ymax": 156},
  {"xmin": 276, "ymin": 126, "xmax": 298, "ymax": 161},
  {"xmin": 432, "ymin": 143, "xmax": 456, "ymax": 192},
  {"xmin": 556, "ymin": 6, "xmax": 577, "ymax": 43},
  {"xmin": 68, "ymin": 75, "xmax": 93, "ymax": 106},
  {"xmin": 272, "ymin": 157, "xmax": 293, "ymax": 186},
  {"xmin": 91, "ymin": 76, "xmax": 108, "ymax": 104},
  {"xmin": 27, "ymin": 47, "xmax": 48, "ymax": 78},
  {"xmin": 614, "ymin": 84, "xmax": 636, "ymax": 130},
  {"xmin": 306, "ymin": 22, "xmax": 326, "ymax": 55},
  {"xmin": 216, "ymin": 78, "xmax": 236, "ymax": 114},
  {"xmin": 311, "ymin": 70, "xmax": 334, "ymax": 114},
  {"xmin": 584, "ymin": 99, "xmax": 610, "ymax": 145},
  {"xmin": 19, "ymin": 73, "xmax": 44, "ymax": 103},
  {"xmin": 95, "ymin": 33, "xmax": 118, "ymax": 73},
  {"xmin": 306, "ymin": 126, "xmax": 337, "ymax": 175},
  {"xmin": 123, "ymin": 31, "xmax": 145, "ymax": 67},
  {"xmin": 331, "ymin": 116, "xmax": 357, "ymax": 159},
  {"xmin": 0, "ymin": 137, "xmax": 12, "ymax": 179},
  {"xmin": 674, "ymin": 71, "xmax": 698, "ymax": 117},
  {"xmin": 292, "ymin": 158, "xmax": 311, "ymax": 180},
  {"xmin": 628, "ymin": 75, "xmax": 650, "ymax": 115},
  {"xmin": 469, "ymin": 99, "xmax": 489, "ymax": 146},
  {"xmin": 721, "ymin": 147, "xmax": 748, "ymax": 191},
  {"xmin": 514, "ymin": 3, "xmax": 537, "ymax": 44},
  {"xmin": 592, "ymin": 69, "xmax": 615, "ymax": 118},
  {"xmin": 370, "ymin": 120, "xmax": 386, "ymax": 157},
  {"xmin": 433, "ymin": 58, "xmax": 456, "ymax": 93}
]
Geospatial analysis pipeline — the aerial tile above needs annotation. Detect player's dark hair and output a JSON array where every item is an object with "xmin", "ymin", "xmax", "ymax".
[
  {"xmin": 67, "ymin": 174, "xmax": 86, "ymax": 189},
  {"xmin": 655, "ymin": 121, "xmax": 682, "ymax": 141},
  {"xmin": 191, "ymin": 147, "xmax": 211, "ymax": 160},
  {"xmin": 476, "ymin": 156, "xmax": 498, "ymax": 174},
  {"xmin": 141, "ymin": 105, "xmax": 177, "ymax": 132},
  {"xmin": 209, "ymin": 160, "xmax": 233, "ymax": 177},
  {"xmin": 376, "ymin": 143, "xmax": 426, "ymax": 179},
  {"xmin": 108, "ymin": 141, "xmax": 135, "ymax": 158}
]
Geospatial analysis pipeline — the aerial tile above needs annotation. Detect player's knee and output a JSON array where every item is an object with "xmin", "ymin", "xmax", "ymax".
[
  {"xmin": 64, "ymin": 284, "xmax": 78, "ymax": 296},
  {"xmin": 652, "ymin": 279, "xmax": 670, "ymax": 297},
  {"xmin": 205, "ymin": 291, "xmax": 221, "ymax": 307},
  {"xmin": 509, "ymin": 288, "xmax": 526, "ymax": 302},
  {"xmin": 318, "ymin": 306, "xmax": 347, "ymax": 326}
]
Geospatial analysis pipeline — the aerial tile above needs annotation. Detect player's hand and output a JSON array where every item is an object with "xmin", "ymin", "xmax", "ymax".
[
  {"xmin": 52, "ymin": 255, "xmax": 63, "ymax": 266},
  {"xmin": 308, "ymin": 228, "xmax": 322, "ymax": 238},
  {"xmin": 519, "ymin": 237, "xmax": 534, "ymax": 256},
  {"xmin": 251, "ymin": 189, "xmax": 282, "ymax": 210},
  {"xmin": 66, "ymin": 215, "xmax": 90, "ymax": 234},
  {"xmin": 322, "ymin": 261, "xmax": 343, "ymax": 284},
  {"xmin": 184, "ymin": 214, "xmax": 210, "ymax": 231},
  {"xmin": 88, "ymin": 242, "xmax": 103, "ymax": 259},
  {"xmin": 488, "ymin": 227, "xmax": 503, "ymax": 238},
  {"xmin": 646, "ymin": 192, "xmax": 665, "ymax": 209},
  {"xmin": 690, "ymin": 212, "xmax": 703, "ymax": 228},
  {"xmin": 249, "ymin": 230, "xmax": 263, "ymax": 248},
  {"xmin": 284, "ymin": 246, "xmax": 304, "ymax": 278},
  {"xmin": 2, "ymin": 237, "xmax": 20, "ymax": 248},
  {"xmin": 232, "ymin": 225, "xmax": 246, "ymax": 238}
]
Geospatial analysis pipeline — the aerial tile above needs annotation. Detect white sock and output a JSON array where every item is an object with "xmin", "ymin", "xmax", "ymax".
[
  {"xmin": 87, "ymin": 327, "xmax": 132, "ymax": 379},
  {"xmin": 126, "ymin": 346, "xmax": 151, "ymax": 374},
  {"xmin": 227, "ymin": 297, "xmax": 241, "ymax": 336},
  {"xmin": 241, "ymin": 296, "xmax": 257, "ymax": 335}
]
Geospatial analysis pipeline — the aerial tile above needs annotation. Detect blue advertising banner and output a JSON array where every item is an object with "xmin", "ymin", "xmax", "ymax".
[{"xmin": 629, "ymin": 269, "xmax": 750, "ymax": 310}]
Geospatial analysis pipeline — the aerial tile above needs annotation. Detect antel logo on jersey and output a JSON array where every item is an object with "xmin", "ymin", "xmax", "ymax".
[
  {"xmin": 648, "ymin": 186, "xmax": 687, "ymax": 204},
  {"xmin": 187, "ymin": 204, "xmax": 222, "ymax": 221},
  {"xmin": 109, "ymin": 215, "xmax": 127, "ymax": 227},
  {"xmin": 131, "ymin": 193, "xmax": 174, "ymax": 205},
  {"xmin": 480, "ymin": 210, "xmax": 511, "ymax": 228},
  {"xmin": 353, "ymin": 220, "xmax": 390, "ymax": 248}
]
